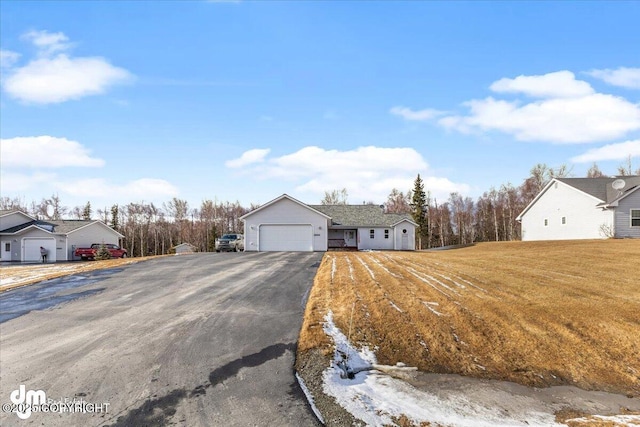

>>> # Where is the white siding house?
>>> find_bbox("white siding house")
[0,210,124,262]
[517,177,640,241]
[241,194,417,251]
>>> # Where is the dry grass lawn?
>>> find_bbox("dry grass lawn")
[298,240,640,398]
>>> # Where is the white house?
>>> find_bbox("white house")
[517,177,640,241]
[0,210,124,262]
[240,194,417,252]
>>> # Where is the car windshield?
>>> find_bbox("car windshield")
[221,234,237,239]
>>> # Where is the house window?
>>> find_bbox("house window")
[384,230,389,239]
[370,229,375,239]
[544,218,548,227]
[632,209,640,227]
[561,216,566,225]
[4,242,9,252]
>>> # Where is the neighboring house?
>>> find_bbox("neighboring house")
[516,176,640,241]
[240,194,416,252]
[173,243,197,255]
[0,210,124,262]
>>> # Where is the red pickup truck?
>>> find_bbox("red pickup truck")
[74,243,128,260]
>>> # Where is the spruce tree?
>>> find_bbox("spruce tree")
[411,174,428,249]
[95,243,112,260]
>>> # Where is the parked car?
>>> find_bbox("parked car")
[74,243,128,260]
[215,234,244,252]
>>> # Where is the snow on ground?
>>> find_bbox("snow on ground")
[321,310,569,427]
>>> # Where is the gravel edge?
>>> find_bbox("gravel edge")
[295,349,363,427]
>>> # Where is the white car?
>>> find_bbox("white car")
[215,234,244,252]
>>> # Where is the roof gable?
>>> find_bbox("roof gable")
[240,194,331,220]
[517,176,640,221]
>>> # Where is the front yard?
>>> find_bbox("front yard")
[297,240,640,426]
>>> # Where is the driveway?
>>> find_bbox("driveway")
[0,252,323,426]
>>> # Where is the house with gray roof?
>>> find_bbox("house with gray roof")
[0,210,124,262]
[240,194,416,251]
[516,176,640,241]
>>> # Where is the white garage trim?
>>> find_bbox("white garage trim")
[258,224,314,252]
[22,237,56,262]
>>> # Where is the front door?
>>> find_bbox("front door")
[344,230,356,247]
[401,229,409,250]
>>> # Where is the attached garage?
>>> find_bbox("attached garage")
[241,195,330,252]
[259,224,313,252]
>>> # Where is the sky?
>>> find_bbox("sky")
[1,1,639,213]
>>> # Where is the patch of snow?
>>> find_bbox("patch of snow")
[423,301,443,316]
[321,310,564,427]
[406,267,453,298]
[356,257,376,280]
[295,372,325,424]
[389,301,403,313]
[368,255,402,278]
[331,256,336,282]
[345,257,355,282]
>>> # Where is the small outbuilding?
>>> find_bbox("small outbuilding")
[240,194,416,252]
[173,243,197,255]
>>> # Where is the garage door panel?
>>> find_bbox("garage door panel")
[259,225,313,252]
[23,238,56,262]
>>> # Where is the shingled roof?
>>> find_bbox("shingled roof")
[1,219,101,234]
[557,176,640,204]
[309,204,415,228]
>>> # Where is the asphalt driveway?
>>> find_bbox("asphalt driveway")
[0,252,323,426]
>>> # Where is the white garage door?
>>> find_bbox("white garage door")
[23,237,56,262]
[259,224,313,252]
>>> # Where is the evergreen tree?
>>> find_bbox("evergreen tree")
[95,243,112,260]
[83,201,92,220]
[411,174,428,249]
[110,204,119,230]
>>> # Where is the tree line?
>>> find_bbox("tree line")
[1,159,637,254]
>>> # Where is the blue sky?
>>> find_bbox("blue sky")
[1,1,639,212]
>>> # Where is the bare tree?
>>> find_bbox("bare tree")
[586,163,606,178]
[384,188,412,214]
[321,188,349,205]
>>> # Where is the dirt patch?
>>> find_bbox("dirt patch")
[297,240,640,425]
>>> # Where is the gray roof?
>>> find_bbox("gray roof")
[309,204,414,228]
[1,219,96,234]
[557,176,640,204]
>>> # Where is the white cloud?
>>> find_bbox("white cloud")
[2,29,133,104]
[1,136,105,168]
[3,54,132,104]
[0,50,20,68]
[587,67,640,89]
[0,171,58,192]
[440,94,640,143]
[56,178,179,200]
[489,71,594,98]
[438,72,640,144]
[225,148,271,168]
[21,30,70,57]
[397,70,640,144]
[390,106,444,121]
[571,139,640,163]
[230,145,468,202]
